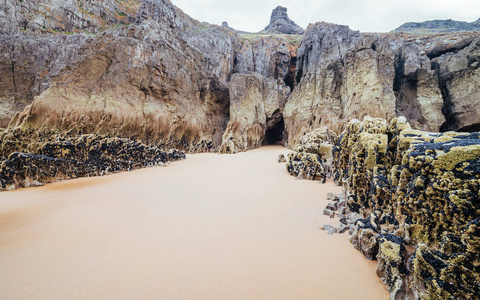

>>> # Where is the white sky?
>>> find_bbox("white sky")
[172,0,480,33]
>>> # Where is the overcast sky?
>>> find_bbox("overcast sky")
[172,0,479,33]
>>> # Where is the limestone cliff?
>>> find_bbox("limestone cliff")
[284,22,480,147]
[0,0,141,35]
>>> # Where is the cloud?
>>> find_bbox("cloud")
[172,0,480,33]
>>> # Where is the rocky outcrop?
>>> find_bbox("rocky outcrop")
[332,116,480,299]
[286,127,337,181]
[0,0,140,35]
[219,73,290,153]
[0,129,185,191]
[395,19,480,33]
[262,6,304,35]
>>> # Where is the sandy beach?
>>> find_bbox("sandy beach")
[0,145,388,299]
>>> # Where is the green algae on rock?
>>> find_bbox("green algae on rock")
[331,116,480,299]
[286,127,337,181]
[0,129,185,191]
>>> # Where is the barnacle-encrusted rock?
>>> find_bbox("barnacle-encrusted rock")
[0,130,185,191]
[286,127,337,181]
[333,116,480,299]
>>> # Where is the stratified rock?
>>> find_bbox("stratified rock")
[0,34,92,127]
[7,0,238,152]
[333,116,480,299]
[0,0,140,35]
[262,6,304,35]
[219,73,290,153]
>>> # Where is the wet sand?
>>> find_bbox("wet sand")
[0,145,388,299]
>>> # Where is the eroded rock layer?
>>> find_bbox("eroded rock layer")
[332,116,480,299]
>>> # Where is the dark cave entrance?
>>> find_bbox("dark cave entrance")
[457,123,480,132]
[264,117,285,145]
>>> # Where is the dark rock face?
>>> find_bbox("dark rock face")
[395,19,480,33]
[0,130,185,191]
[332,117,480,299]
[262,6,304,35]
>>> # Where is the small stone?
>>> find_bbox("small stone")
[277,154,287,163]
[323,208,335,218]
[320,224,336,235]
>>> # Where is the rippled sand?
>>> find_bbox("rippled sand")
[0,145,388,299]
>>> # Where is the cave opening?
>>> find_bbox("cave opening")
[457,123,480,132]
[264,117,285,145]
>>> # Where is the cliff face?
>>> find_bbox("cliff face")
[0,34,92,127]
[284,23,398,146]
[0,0,140,35]
[8,0,238,152]
[284,22,480,147]
[219,73,290,153]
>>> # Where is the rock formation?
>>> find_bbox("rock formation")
[219,73,290,153]
[0,129,185,191]
[0,0,140,35]
[262,6,304,35]
[395,19,480,33]
[331,116,480,299]
[286,128,337,181]
[284,22,480,147]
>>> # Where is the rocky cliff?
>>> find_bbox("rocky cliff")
[0,0,141,35]
[284,22,480,146]
[395,19,480,33]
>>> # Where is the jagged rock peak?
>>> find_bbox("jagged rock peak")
[263,6,304,35]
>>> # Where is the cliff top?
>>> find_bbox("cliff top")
[395,18,480,33]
